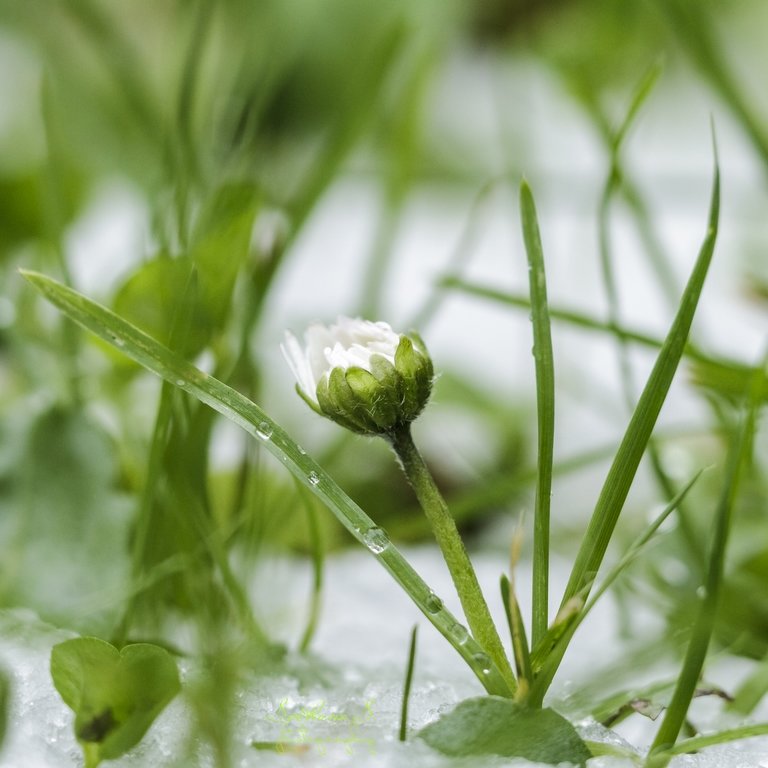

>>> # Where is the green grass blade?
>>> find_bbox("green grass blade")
[661,723,768,756]
[528,469,703,707]
[561,145,719,608]
[729,652,768,715]
[408,179,497,331]
[657,0,768,171]
[520,179,555,648]
[648,386,759,761]
[598,63,662,414]
[500,574,532,692]
[19,269,513,697]
[439,277,742,375]
[399,625,418,741]
[297,483,324,654]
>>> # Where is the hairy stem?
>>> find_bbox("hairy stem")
[388,425,517,694]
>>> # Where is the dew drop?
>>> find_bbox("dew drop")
[175,379,185,387]
[448,622,469,645]
[114,337,126,348]
[424,592,443,614]
[472,652,492,674]
[298,445,307,455]
[308,471,320,486]
[362,526,390,554]
[256,421,273,440]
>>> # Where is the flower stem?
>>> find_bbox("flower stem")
[388,426,517,693]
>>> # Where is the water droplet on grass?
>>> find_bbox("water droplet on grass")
[308,471,320,486]
[472,652,492,674]
[448,622,469,645]
[175,379,185,387]
[363,527,390,554]
[424,592,443,614]
[256,421,273,440]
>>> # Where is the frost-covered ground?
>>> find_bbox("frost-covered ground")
[2,546,767,768]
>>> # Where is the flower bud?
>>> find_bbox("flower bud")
[281,316,433,436]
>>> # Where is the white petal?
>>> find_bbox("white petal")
[281,331,318,402]
[283,316,404,400]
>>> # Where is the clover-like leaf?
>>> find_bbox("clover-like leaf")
[419,696,592,766]
[51,637,181,767]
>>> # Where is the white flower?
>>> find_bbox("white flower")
[281,316,433,436]
[282,317,400,404]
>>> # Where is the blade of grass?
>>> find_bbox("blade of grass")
[528,468,703,707]
[523,142,719,700]
[661,723,768,756]
[647,370,760,763]
[595,63,705,574]
[399,625,418,741]
[729,652,768,715]
[439,277,743,375]
[597,62,661,413]
[520,179,555,649]
[296,482,324,654]
[657,0,768,173]
[562,141,719,607]
[19,268,514,698]
[408,178,498,331]
[500,574,532,694]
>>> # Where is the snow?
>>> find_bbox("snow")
[1,547,767,768]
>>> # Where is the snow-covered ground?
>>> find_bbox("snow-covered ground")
[2,545,767,768]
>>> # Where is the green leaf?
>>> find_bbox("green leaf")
[112,183,258,358]
[7,406,130,633]
[189,182,259,329]
[520,179,555,648]
[51,637,181,765]
[419,697,591,765]
[113,256,203,356]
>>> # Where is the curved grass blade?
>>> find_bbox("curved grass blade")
[520,179,555,648]
[528,468,703,707]
[648,370,761,764]
[561,142,719,608]
[596,63,704,573]
[660,723,768,757]
[399,625,418,741]
[518,142,719,701]
[19,269,513,698]
[500,574,532,693]
[438,278,743,375]
[296,482,324,654]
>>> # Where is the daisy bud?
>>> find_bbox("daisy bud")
[281,316,433,436]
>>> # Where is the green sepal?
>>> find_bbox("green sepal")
[311,332,434,437]
[346,366,399,432]
[369,354,403,427]
[296,385,324,416]
[317,369,370,434]
[395,335,433,421]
